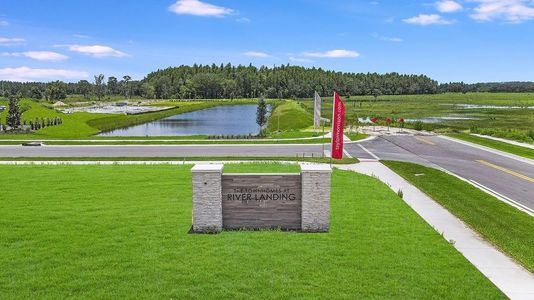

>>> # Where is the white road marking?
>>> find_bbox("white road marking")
[358,144,380,160]
[469,180,534,216]
[438,135,534,166]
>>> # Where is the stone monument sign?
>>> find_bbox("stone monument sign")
[191,164,331,233]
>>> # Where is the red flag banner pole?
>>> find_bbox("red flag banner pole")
[331,91,345,160]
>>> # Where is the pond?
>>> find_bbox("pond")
[98,104,266,137]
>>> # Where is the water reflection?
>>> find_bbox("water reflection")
[98,104,266,137]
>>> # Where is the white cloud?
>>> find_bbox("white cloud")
[243,51,270,58]
[72,34,90,39]
[403,14,456,25]
[1,51,68,61]
[372,34,403,42]
[62,44,129,58]
[0,67,88,82]
[289,56,314,63]
[303,49,360,58]
[236,17,251,23]
[0,37,26,46]
[169,0,234,17]
[436,1,463,13]
[0,20,8,27]
[470,0,534,23]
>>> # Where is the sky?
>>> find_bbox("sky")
[0,0,533,83]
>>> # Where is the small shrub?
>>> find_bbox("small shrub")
[413,121,424,131]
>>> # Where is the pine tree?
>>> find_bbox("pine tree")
[6,95,21,129]
[256,97,268,136]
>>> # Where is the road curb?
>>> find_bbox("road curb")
[438,135,534,166]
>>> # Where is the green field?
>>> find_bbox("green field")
[347,92,534,105]
[301,92,534,140]
[383,161,534,273]
[0,164,503,298]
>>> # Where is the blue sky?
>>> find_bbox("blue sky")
[0,0,533,83]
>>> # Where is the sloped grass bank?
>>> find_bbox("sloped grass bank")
[448,133,534,160]
[267,100,313,132]
[0,164,502,298]
[384,160,534,273]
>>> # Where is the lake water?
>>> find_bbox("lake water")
[98,104,265,137]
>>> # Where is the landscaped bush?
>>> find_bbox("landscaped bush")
[413,121,424,131]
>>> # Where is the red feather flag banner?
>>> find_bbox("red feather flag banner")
[331,91,345,160]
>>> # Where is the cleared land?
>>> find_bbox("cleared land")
[0,164,503,298]
[383,161,534,273]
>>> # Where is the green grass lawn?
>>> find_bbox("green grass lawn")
[0,164,503,298]
[267,130,322,139]
[0,99,108,138]
[267,100,313,132]
[448,133,534,160]
[346,132,368,141]
[383,160,534,273]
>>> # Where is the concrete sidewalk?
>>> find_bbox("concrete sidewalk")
[337,161,534,300]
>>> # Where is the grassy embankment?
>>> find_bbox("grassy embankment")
[0,164,503,298]
[448,133,534,160]
[383,161,534,273]
[267,100,314,133]
[266,100,368,141]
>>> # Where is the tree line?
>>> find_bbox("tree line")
[439,81,534,93]
[1,64,532,101]
[0,75,142,101]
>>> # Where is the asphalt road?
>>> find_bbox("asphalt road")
[347,135,534,212]
[0,144,325,158]
[1,135,532,211]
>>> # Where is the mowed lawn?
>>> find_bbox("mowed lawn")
[383,161,534,273]
[0,165,503,299]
